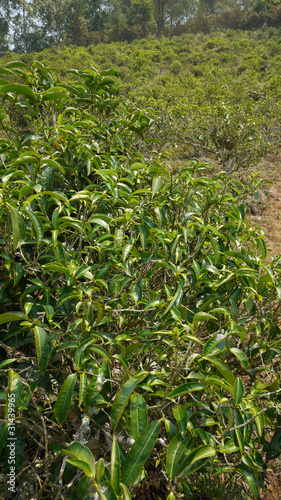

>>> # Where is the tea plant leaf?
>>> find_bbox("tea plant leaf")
[4,370,21,416]
[130,393,148,440]
[34,326,49,375]
[111,435,121,493]
[190,445,216,464]
[238,468,258,500]
[168,382,205,399]
[25,209,44,242]
[63,442,95,477]
[193,311,217,323]
[119,483,131,500]
[70,475,91,500]
[0,312,27,325]
[234,377,244,406]
[173,406,187,438]
[166,433,192,479]
[95,458,105,484]
[66,459,93,477]
[111,377,142,431]
[79,373,88,407]
[230,348,249,370]
[121,420,161,486]
[6,203,25,250]
[152,177,163,198]
[0,83,36,100]
[218,440,239,454]
[54,374,77,424]
[204,356,235,385]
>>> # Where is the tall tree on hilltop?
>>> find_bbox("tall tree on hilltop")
[0,0,37,52]
[63,0,89,45]
[153,0,168,35]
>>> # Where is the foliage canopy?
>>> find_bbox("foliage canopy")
[0,61,281,499]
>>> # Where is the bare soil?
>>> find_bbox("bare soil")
[249,153,281,259]
[253,154,281,499]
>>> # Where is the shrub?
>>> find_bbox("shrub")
[170,60,182,75]
[0,61,281,500]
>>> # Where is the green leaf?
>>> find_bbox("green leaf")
[75,339,98,370]
[119,483,131,500]
[122,244,132,262]
[88,217,110,232]
[0,312,27,325]
[234,377,244,406]
[173,406,187,438]
[89,346,111,363]
[177,446,211,477]
[193,312,217,323]
[63,442,95,477]
[190,445,216,464]
[111,435,121,494]
[34,326,49,375]
[7,203,25,250]
[42,91,66,102]
[204,356,235,386]
[66,459,93,477]
[13,262,23,285]
[144,299,161,310]
[130,393,148,441]
[0,83,36,100]
[208,235,220,264]
[5,370,21,416]
[5,61,28,69]
[250,407,265,437]
[25,209,44,242]
[54,374,77,424]
[162,282,183,316]
[121,420,161,486]
[41,158,65,174]
[168,382,205,399]
[152,177,163,198]
[238,468,259,500]
[0,359,16,369]
[235,428,244,453]
[57,293,81,307]
[70,475,91,500]
[79,373,88,407]
[155,207,165,228]
[166,433,192,479]
[100,69,118,76]
[111,377,142,431]
[230,348,249,370]
[218,439,239,454]
[95,458,105,484]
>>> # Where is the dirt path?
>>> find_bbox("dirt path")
[249,156,281,259]
[250,155,281,500]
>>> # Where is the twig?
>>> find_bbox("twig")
[220,405,280,440]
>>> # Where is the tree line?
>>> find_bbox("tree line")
[1,0,281,54]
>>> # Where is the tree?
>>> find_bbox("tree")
[153,0,168,35]
[166,0,197,30]
[0,0,36,53]
[63,0,90,45]
[0,14,8,55]
[127,0,155,37]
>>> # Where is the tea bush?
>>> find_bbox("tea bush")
[0,61,281,499]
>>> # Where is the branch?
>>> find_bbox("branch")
[220,405,279,440]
